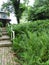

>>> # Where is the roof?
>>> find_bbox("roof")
[0,18,11,21]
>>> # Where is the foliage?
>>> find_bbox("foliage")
[7,19,49,65]
[0,22,2,37]
[34,0,49,7]
[28,0,49,21]
[2,0,27,23]
[28,5,49,21]
[23,0,29,6]
[2,1,13,12]
[0,27,2,37]
[20,7,29,23]
[0,22,3,27]
[6,24,12,37]
[10,0,20,23]
[11,0,28,23]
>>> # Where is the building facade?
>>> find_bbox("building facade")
[0,11,11,27]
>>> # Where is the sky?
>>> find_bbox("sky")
[0,0,34,24]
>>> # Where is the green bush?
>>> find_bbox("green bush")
[28,5,49,21]
[0,27,2,37]
[7,19,49,65]
[0,22,3,27]
[6,24,12,37]
[12,31,49,65]
[0,22,2,37]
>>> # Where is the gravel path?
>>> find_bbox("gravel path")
[0,47,16,65]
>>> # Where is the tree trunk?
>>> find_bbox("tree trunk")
[11,0,20,24]
[17,17,20,24]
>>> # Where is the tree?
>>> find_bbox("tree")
[10,0,20,23]
[23,0,29,6]
[2,0,20,23]
[34,0,45,7]
[11,0,29,23]
[28,0,49,21]
[2,0,27,23]
[2,1,14,16]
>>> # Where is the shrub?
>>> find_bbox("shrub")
[12,31,49,65]
[28,5,49,21]
[0,27,2,37]
[0,22,2,27]
[7,19,49,65]
[6,24,12,37]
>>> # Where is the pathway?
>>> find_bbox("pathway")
[0,27,17,65]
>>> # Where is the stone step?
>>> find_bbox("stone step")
[2,30,7,32]
[2,28,7,32]
[2,32,7,35]
[0,35,10,40]
[2,29,7,32]
[2,27,6,30]
[0,40,12,47]
[2,27,6,29]
[0,27,12,47]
